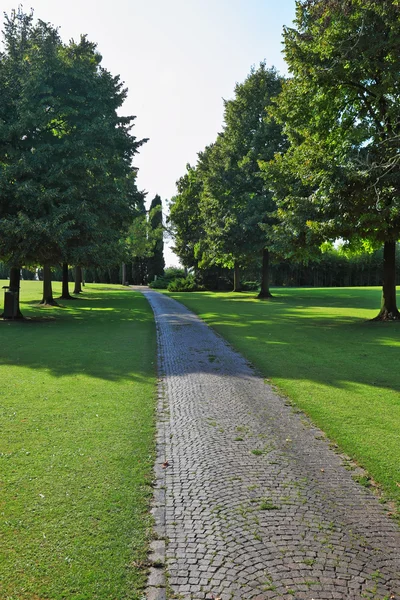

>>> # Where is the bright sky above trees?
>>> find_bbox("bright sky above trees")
[2,0,296,264]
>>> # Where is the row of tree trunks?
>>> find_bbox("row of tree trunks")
[0,265,84,316]
[2,246,398,318]
[41,265,84,305]
[234,243,399,316]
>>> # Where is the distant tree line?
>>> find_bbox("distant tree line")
[125,193,165,285]
[169,0,400,320]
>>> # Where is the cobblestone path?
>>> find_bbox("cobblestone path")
[143,290,400,600]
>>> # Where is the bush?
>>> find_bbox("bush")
[149,267,187,289]
[149,277,169,289]
[167,275,205,292]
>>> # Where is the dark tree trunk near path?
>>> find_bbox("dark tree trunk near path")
[74,266,83,294]
[40,265,59,306]
[1,267,23,319]
[258,248,273,299]
[233,262,242,292]
[373,241,400,321]
[59,263,75,300]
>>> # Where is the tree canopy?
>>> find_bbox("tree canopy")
[0,8,146,310]
[169,63,285,294]
[268,0,400,319]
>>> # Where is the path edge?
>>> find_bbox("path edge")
[143,289,168,600]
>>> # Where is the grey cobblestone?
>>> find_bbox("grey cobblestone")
[141,289,400,600]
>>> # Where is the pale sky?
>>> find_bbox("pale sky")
[1,0,296,265]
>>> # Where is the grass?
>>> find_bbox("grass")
[165,286,400,509]
[259,499,279,511]
[0,281,157,600]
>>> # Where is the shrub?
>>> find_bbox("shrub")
[149,267,187,289]
[149,277,169,289]
[167,275,205,292]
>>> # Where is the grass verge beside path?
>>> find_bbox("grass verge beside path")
[166,287,400,511]
[0,281,156,600]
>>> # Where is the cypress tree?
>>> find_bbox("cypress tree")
[147,195,165,282]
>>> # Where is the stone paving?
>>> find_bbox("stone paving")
[141,289,400,600]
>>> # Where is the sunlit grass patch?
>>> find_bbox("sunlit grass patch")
[0,281,157,599]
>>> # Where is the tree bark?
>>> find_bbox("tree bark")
[233,262,242,292]
[59,263,75,299]
[374,241,400,320]
[1,267,23,319]
[258,248,273,299]
[74,266,82,294]
[122,262,127,285]
[40,264,58,306]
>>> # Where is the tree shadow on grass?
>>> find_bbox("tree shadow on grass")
[0,287,156,383]
[162,288,400,396]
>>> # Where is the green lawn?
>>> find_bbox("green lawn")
[0,281,157,600]
[165,287,400,510]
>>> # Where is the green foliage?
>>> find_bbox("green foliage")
[164,267,186,279]
[148,278,169,289]
[273,0,400,244]
[166,287,400,510]
[125,195,151,284]
[0,8,145,271]
[169,64,286,291]
[167,274,205,292]
[267,0,400,314]
[270,244,400,287]
[0,282,156,598]
[147,195,165,281]
[198,64,284,270]
[169,165,204,268]
[148,267,186,289]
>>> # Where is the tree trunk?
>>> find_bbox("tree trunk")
[258,248,273,299]
[122,262,127,285]
[233,262,242,292]
[374,241,400,321]
[40,265,58,306]
[82,268,85,287]
[74,266,82,294]
[1,266,23,319]
[59,263,75,299]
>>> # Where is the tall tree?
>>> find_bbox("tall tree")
[0,9,145,314]
[270,0,400,319]
[169,164,205,269]
[195,64,285,296]
[124,191,151,284]
[147,195,165,282]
